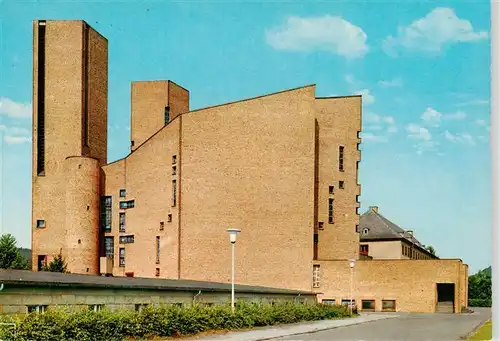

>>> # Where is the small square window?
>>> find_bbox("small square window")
[329,186,334,194]
[119,189,126,198]
[131,140,135,147]
[318,222,324,230]
[167,214,172,222]
[155,268,160,277]
[172,155,177,165]
[36,220,46,229]
[172,166,176,175]
[339,181,344,189]
[160,221,164,231]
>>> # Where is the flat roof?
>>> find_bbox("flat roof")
[0,270,315,295]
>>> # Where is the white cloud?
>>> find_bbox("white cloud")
[443,130,476,145]
[456,99,489,107]
[444,111,467,120]
[406,123,432,141]
[413,140,439,155]
[265,15,369,58]
[4,136,30,144]
[354,89,375,105]
[420,107,442,127]
[0,97,32,118]
[364,112,398,134]
[387,125,398,133]
[360,132,388,143]
[382,8,488,56]
[378,78,403,87]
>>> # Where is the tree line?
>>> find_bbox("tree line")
[0,233,68,272]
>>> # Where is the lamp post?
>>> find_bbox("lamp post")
[349,259,356,315]
[227,228,241,313]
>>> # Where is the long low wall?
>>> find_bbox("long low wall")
[314,259,468,313]
[0,270,317,315]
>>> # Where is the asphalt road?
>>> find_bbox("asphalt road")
[272,308,492,341]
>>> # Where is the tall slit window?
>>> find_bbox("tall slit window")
[119,213,126,232]
[328,198,334,224]
[164,106,170,124]
[338,146,344,171]
[119,248,125,267]
[172,180,177,207]
[82,23,89,147]
[156,236,160,264]
[101,196,112,232]
[104,236,114,262]
[37,21,46,176]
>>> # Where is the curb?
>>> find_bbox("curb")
[458,319,491,341]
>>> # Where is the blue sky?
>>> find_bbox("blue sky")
[0,1,491,273]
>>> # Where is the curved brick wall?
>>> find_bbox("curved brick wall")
[64,156,100,274]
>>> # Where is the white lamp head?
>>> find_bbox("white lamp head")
[349,259,356,268]
[227,228,241,243]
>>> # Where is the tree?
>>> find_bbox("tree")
[42,252,69,273]
[0,233,29,270]
[425,245,436,256]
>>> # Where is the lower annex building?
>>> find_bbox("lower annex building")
[31,20,468,313]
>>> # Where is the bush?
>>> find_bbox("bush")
[469,298,492,307]
[0,301,353,340]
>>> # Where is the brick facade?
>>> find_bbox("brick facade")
[31,20,468,313]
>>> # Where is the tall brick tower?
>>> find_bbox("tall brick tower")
[31,20,108,274]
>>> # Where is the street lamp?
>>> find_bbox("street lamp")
[227,228,241,313]
[349,259,356,315]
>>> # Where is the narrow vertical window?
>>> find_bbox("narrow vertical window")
[119,213,126,232]
[104,236,114,262]
[338,146,344,171]
[329,186,334,194]
[119,248,125,267]
[313,234,318,260]
[312,265,320,288]
[82,22,89,147]
[172,155,177,164]
[156,236,160,264]
[328,198,334,224]
[37,21,46,176]
[164,106,170,124]
[101,196,112,232]
[172,180,177,207]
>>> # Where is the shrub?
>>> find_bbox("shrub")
[0,301,353,341]
[469,298,492,307]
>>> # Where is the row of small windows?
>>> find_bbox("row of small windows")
[321,299,395,312]
[27,303,151,314]
[402,244,432,260]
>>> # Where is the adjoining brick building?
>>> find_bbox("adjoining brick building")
[31,20,468,313]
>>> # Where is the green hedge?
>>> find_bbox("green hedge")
[469,298,492,307]
[0,301,354,341]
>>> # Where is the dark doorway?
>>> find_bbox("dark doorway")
[436,283,455,313]
[37,255,47,271]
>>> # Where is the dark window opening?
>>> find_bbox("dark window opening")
[160,221,164,231]
[119,212,126,232]
[131,140,135,147]
[104,236,114,261]
[36,220,46,229]
[37,22,46,176]
[100,196,112,232]
[328,198,334,224]
[119,248,125,267]
[360,244,369,255]
[119,235,134,244]
[156,236,160,264]
[167,214,172,222]
[155,268,160,277]
[37,255,47,271]
[318,222,324,230]
[120,200,135,209]
[172,155,177,164]
[172,166,176,175]
[339,181,344,189]
[164,106,170,124]
[339,146,344,171]
[329,186,334,194]
[82,22,89,147]
[361,300,375,311]
[313,234,318,260]
[382,300,396,312]
[172,180,177,207]
[119,189,126,198]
